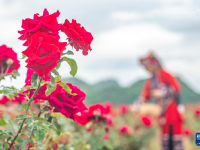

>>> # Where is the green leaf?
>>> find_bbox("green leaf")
[66,50,74,55]
[58,82,76,95]
[62,50,74,56]
[48,73,55,84]
[55,75,61,82]
[22,53,27,59]
[0,74,5,80]
[44,113,50,119]
[18,120,23,125]
[43,121,51,126]
[37,143,45,149]
[41,80,48,86]
[0,130,3,135]
[53,119,61,135]
[31,73,38,87]
[52,69,59,75]
[11,70,20,79]
[34,127,45,143]
[22,103,28,110]
[2,88,13,96]
[16,114,30,120]
[62,57,78,77]
[27,118,34,127]
[18,138,33,149]
[13,144,20,150]
[56,62,61,70]
[4,129,14,137]
[3,143,9,150]
[47,116,53,123]
[12,70,20,76]
[8,95,15,100]
[45,82,56,96]
[6,137,12,142]
[0,118,7,126]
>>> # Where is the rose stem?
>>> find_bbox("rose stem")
[8,77,43,150]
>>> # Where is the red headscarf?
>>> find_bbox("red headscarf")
[140,53,160,67]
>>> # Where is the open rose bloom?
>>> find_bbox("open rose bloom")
[22,31,67,77]
[48,83,87,119]
[18,9,61,45]
[61,19,93,55]
[0,45,20,74]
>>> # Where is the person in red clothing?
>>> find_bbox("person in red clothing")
[134,52,184,150]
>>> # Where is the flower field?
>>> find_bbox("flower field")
[0,101,199,150]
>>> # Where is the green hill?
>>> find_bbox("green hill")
[62,77,200,104]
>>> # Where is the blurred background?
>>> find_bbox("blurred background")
[0,0,200,104]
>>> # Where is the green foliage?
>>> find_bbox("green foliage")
[45,82,57,96]
[62,50,74,56]
[31,73,38,88]
[62,57,77,77]
[0,70,20,80]
[11,71,20,79]
[16,115,30,120]
[58,82,76,96]
[22,53,27,59]
[53,118,61,135]
[0,86,18,99]
[34,126,45,143]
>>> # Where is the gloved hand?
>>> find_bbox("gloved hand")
[132,96,145,112]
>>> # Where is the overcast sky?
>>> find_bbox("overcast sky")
[0,0,200,93]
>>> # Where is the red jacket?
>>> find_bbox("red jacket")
[141,68,181,101]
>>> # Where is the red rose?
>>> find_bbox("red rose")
[88,104,107,116]
[18,8,61,45]
[74,104,112,132]
[141,116,152,127]
[0,94,26,105]
[119,124,129,134]
[103,101,112,114]
[102,134,109,141]
[0,45,20,74]
[120,104,129,114]
[25,143,33,149]
[195,109,200,117]
[74,111,90,125]
[22,31,67,77]
[61,19,93,55]
[182,127,193,136]
[48,83,87,120]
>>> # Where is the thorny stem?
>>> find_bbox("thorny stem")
[27,105,48,150]
[8,77,43,150]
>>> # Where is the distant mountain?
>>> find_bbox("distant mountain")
[62,77,200,104]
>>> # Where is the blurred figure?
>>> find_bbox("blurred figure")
[134,52,184,150]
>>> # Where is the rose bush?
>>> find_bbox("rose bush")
[0,8,94,150]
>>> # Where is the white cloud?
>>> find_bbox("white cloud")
[91,23,183,57]
[111,12,141,21]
